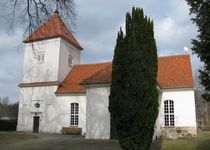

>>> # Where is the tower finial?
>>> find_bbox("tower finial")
[54,0,59,14]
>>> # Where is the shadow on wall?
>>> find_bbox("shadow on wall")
[87,91,110,139]
[18,80,58,132]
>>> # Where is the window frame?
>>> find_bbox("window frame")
[164,100,175,127]
[68,54,73,67]
[36,52,45,63]
[70,102,79,127]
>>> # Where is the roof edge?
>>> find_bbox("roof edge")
[23,35,83,50]
[55,91,86,95]
[161,85,194,89]
[158,54,190,58]
[19,81,61,88]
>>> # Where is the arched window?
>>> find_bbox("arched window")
[164,100,175,126]
[70,103,79,126]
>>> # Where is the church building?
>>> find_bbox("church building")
[17,12,197,139]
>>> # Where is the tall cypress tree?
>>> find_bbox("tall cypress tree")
[185,0,210,101]
[109,7,158,150]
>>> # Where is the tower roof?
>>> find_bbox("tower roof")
[24,13,83,50]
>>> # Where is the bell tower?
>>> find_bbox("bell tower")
[21,12,83,84]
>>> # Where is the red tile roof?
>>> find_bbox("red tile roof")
[157,55,194,89]
[24,13,83,50]
[56,54,194,94]
[82,64,112,84]
[56,62,111,94]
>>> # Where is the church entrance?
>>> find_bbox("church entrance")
[33,116,40,133]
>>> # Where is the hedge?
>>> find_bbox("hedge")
[0,119,17,131]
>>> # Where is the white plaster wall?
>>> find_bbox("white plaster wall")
[159,88,196,127]
[22,38,61,83]
[17,86,66,133]
[86,86,110,139]
[17,85,57,132]
[17,85,86,134]
[56,94,86,134]
[153,89,163,140]
[58,39,81,82]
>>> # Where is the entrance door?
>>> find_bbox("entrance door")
[33,116,40,133]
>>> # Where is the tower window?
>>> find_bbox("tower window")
[37,53,45,63]
[164,100,175,126]
[68,54,73,66]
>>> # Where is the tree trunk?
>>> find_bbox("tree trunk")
[206,101,209,125]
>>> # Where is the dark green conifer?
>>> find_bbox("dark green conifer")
[109,7,158,150]
[185,0,210,101]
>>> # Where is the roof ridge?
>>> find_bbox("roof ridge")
[75,62,112,66]
[158,54,189,58]
[81,63,111,83]
[75,55,189,67]
[55,14,62,35]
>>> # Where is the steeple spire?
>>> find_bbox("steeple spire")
[54,0,59,14]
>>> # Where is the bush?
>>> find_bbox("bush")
[0,119,17,131]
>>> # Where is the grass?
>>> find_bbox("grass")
[151,130,210,150]
[0,132,38,144]
[0,131,210,150]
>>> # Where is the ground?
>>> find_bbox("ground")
[0,131,210,150]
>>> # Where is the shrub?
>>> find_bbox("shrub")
[0,119,17,131]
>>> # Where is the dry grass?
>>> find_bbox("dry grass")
[0,132,37,144]
[0,131,210,150]
[151,131,210,150]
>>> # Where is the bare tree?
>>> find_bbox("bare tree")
[2,96,9,106]
[0,96,9,117]
[194,68,210,127]
[0,0,75,36]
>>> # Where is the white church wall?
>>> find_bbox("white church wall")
[17,85,58,132]
[159,88,196,127]
[17,85,78,133]
[56,94,86,135]
[22,38,61,83]
[159,88,197,136]
[85,85,110,139]
[58,39,81,82]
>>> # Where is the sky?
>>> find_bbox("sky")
[0,0,203,103]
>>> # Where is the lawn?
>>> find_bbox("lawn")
[0,131,210,150]
[0,132,38,144]
[150,131,210,150]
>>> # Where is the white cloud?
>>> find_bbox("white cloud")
[155,17,193,55]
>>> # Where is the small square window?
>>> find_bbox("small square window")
[68,54,73,66]
[37,53,45,63]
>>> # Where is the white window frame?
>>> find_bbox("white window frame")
[164,100,175,126]
[70,103,79,126]
[36,52,45,63]
[68,54,73,67]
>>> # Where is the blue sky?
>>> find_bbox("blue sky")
[0,0,202,103]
